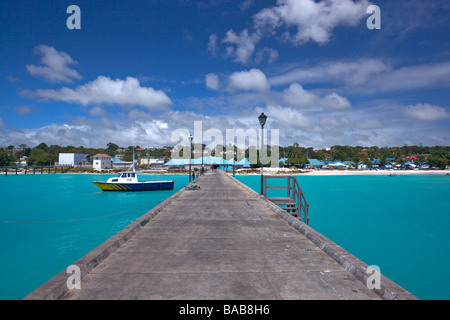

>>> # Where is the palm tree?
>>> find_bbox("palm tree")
[352,155,360,170]
[364,158,373,169]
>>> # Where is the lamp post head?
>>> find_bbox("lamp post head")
[258,112,267,127]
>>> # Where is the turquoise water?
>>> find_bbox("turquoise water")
[1,173,449,300]
[0,173,189,300]
[237,174,450,300]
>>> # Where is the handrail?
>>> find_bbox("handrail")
[264,176,309,225]
[1,165,72,175]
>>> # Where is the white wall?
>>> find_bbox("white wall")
[93,157,111,169]
[59,153,88,166]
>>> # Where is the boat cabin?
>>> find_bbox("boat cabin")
[107,172,138,183]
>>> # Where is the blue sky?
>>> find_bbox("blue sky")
[1,0,449,149]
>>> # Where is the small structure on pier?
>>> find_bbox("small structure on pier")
[264,176,309,225]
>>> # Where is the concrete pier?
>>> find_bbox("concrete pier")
[25,170,417,300]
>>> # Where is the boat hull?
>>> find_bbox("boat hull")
[93,181,174,191]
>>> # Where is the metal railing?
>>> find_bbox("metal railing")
[264,176,309,225]
[1,165,72,175]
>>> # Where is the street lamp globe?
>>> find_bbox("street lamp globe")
[258,113,268,195]
[258,112,267,127]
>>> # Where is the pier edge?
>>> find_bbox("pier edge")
[23,178,193,300]
[224,173,419,300]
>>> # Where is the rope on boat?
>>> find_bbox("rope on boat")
[0,203,157,224]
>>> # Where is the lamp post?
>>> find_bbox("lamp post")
[189,135,193,182]
[233,149,236,177]
[258,112,267,195]
[201,143,204,175]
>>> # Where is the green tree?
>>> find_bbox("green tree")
[0,149,14,166]
[35,142,49,152]
[122,146,141,161]
[363,158,373,169]
[27,148,53,166]
[107,142,119,151]
[17,147,31,158]
[428,155,448,169]
[351,155,360,169]
[288,156,308,167]
[315,149,329,161]
[418,155,426,164]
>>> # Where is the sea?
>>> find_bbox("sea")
[237,173,450,300]
[0,172,449,300]
[0,173,189,300]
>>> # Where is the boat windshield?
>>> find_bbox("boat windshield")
[119,173,136,178]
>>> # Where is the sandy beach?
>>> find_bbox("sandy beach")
[236,168,450,176]
[3,167,449,176]
[300,170,449,176]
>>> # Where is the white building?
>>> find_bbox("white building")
[140,158,165,168]
[112,158,134,170]
[92,154,112,170]
[58,153,89,166]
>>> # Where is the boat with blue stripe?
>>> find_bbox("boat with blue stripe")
[93,146,174,192]
[93,171,174,191]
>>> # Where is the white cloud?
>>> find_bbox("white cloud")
[254,47,279,64]
[22,76,172,111]
[6,75,18,83]
[207,34,219,57]
[222,29,261,64]
[270,59,450,96]
[228,68,270,92]
[367,62,450,93]
[263,105,315,129]
[270,59,391,87]
[13,105,33,116]
[282,83,351,109]
[205,73,220,91]
[87,106,106,117]
[322,93,352,109]
[239,0,254,11]
[354,119,383,130]
[254,0,370,45]
[26,45,82,83]
[213,0,370,63]
[128,109,153,121]
[0,117,4,129]
[402,104,450,121]
[1,100,449,150]
[282,83,318,106]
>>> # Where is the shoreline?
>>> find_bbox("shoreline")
[3,169,448,176]
[234,168,450,176]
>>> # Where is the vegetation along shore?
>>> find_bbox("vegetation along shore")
[1,142,449,172]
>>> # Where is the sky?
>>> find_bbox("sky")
[1,0,449,149]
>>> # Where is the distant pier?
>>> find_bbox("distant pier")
[25,170,417,300]
[1,166,71,176]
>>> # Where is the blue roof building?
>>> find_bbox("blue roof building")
[164,156,250,168]
[308,159,324,167]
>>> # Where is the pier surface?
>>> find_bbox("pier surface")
[25,170,416,300]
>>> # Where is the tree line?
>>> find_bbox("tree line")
[1,142,449,169]
[278,144,450,169]
[0,142,173,167]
